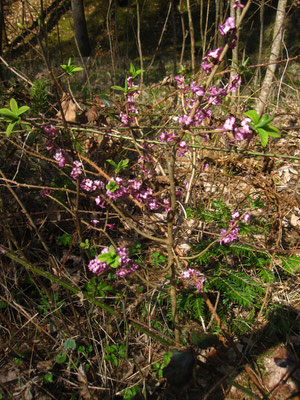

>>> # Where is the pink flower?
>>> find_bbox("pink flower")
[81,179,98,192]
[228,74,241,92]
[53,148,67,167]
[190,81,205,97]
[91,219,100,226]
[178,115,192,126]
[95,196,106,208]
[40,188,54,197]
[231,211,240,220]
[233,0,244,9]
[242,213,251,223]
[223,116,236,131]
[219,17,236,36]
[177,141,189,157]
[219,221,239,244]
[42,124,57,137]
[70,160,82,179]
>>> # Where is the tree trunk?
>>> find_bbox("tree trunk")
[255,0,287,116]
[71,0,91,57]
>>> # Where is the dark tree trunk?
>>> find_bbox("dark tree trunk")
[71,0,91,57]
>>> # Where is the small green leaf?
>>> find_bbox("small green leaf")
[111,85,126,92]
[0,108,19,121]
[244,110,259,125]
[115,158,129,174]
[17,23,24,29]
[106,159,117,168]
[257,128,269,147]
[56,352,67,364]
[6,122,17,137]
[44,373,53,383]
[17,105,30,116]
[10,98,18,113]
[72,67,84,72]
[64,338,76,350]
[255,115,274,129]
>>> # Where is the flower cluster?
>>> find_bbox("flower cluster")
[53,148,68,167]
[88,247,138,277]
[222,116,253,141]
[120,76,139,126]
[201,47,223,75]
[181,268,206,292]
[219,211,250,244]
[70,160,82,179]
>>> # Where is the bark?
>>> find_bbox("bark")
[71,0,91,57]
[186,0,195,74]
[256,0,287,116]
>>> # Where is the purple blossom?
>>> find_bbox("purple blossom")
[45,140,55,153]
[174,75,186,90]
[233,0,244,9]
[88,257,108,274]
[40,188,54,197]
[148,198,159,210]
[120,111,133,126]
[181,268,199,279]
[178,114,193,126]
[242,213,251,223]
[223,116,236,131]
[91,219,100,226]
[80,179,98,192]
[190,81,205,97]
[201,61,214,75]
[88,247,139,277]
[231,211,240,220]
[201,48,223,74]
[177,141,189,157]
[219,17,236,36]
[106,177,128,200]
[219,221,239,244]
[159,131,176,143]
[107,223,115,230]
[228,74,241,92]
[53,148,67,167]
[42,124,57,137]
[70,160,82,179]
[95,195,106,208]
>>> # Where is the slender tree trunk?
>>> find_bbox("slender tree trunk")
[256,0,287,116]
[186,0,195,74]
[179,0,186,66]
[254,0,265,87]
[71,0,91,57]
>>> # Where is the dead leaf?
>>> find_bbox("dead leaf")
[57,93,77,122]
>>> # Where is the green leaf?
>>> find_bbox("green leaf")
[6,122,17,137]
[262,126,281,137]
[244,110,259,125]
[72,67,84,72]
[64,338,76,350]
[106,159,117,168]
[56,352,67,364]
[257,128,269,147]
[98,253,113,262]
[10,98,18,113]
[115,158,129,174]
[17,23,24,29]
[0,108,19,121]
[111,85,126,92]
[255,115,274,129]
[17,105,30,116]
[44,372,53,383]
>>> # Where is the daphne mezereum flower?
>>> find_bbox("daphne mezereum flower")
[53,148,67,167]
[233,0,244,9]
[219,17,235,36]
[70,160,82,179]
[42,124,57,137]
